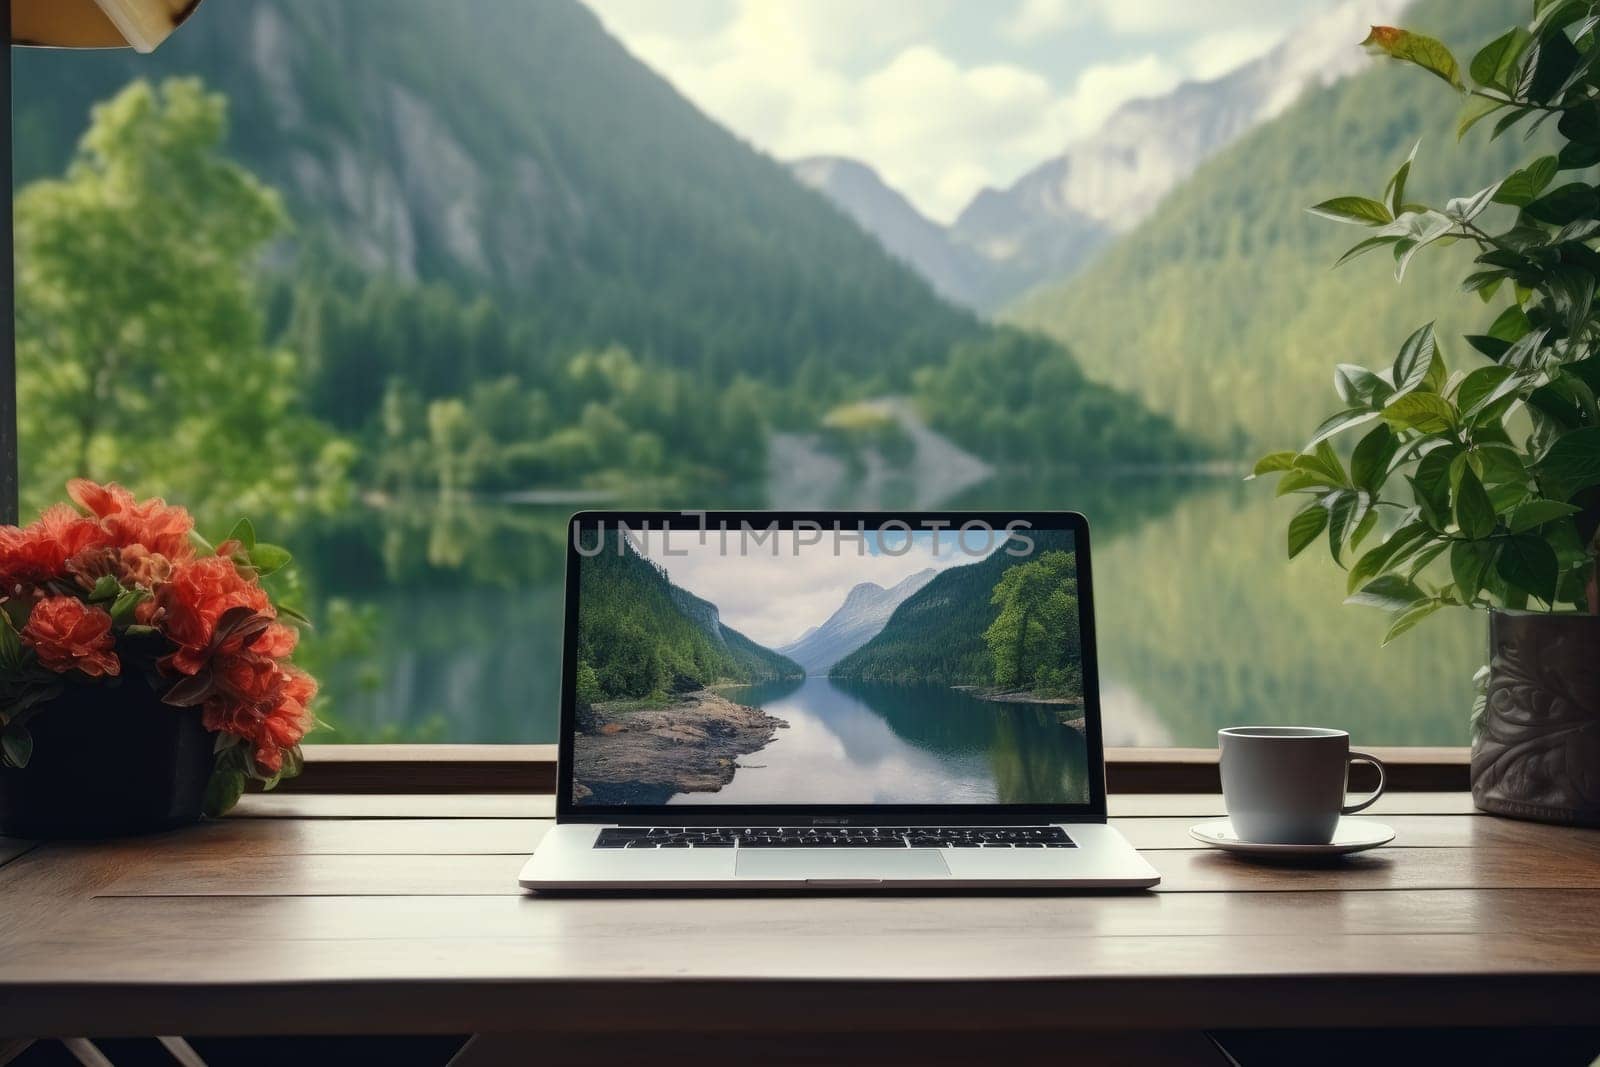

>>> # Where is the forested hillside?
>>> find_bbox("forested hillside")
[575,533,801,702]
[12,0,1198,502]
[831,530,1075,686]
[1004,0,1540,453]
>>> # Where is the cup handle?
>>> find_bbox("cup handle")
[1342,751,1386,814]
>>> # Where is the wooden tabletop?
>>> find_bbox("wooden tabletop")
[3,792,1599,1042]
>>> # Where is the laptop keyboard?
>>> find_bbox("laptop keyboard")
[593,826,1075,849]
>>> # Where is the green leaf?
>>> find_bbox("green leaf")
[1383,391,1458,433]
[1445,181,1503,223]
[1470,26,1531,90]
[87,574,121,603]
[202,767,247,818]
[1493,156,1559,206]
[1412,446,1459,528]
[1487,304,1533,345]
[1383,598,1446,645]
[1293,440,1348,487]
[225,517,257,551]
[1326,490,1361,562]
[1362,26,1464,90]
[1275,469,1332,497]
[1350,508,1379,552]
[1458,94,1504,139]
[1496,534,1560,604]
[1390,323,1437,395]
[1334,364,1392,408]
[1346,522,1431,595]
[1452,466,1497,539]
[1347,573,1427,611]
[0,614,21,672]
[1385,140,1420,217]
[1456,365,1514,416]
[1451,540,1496,603]
[188,528,217,557]
[1491,106,1534,140]
[1386,212,1457,281]
[276,603,314,629]
[1538,427,1600,500]
[1507,498,1582,532]
[1308,196,1393,225]
[1288,502,1329,559]
[247,543,293,576]
[1522,22,1582,102]
[1248,451,1297,479]
[1307,408,1382,449]
[109,587,150,624]
[2,724,33,769]
[1334,235,1402,267]
[1350,424,1400,491]
[1524,182,1598,225]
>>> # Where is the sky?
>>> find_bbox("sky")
[583,0,1323,223]
[630,525,1012,648]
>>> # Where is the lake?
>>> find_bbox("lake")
[665,677,1090,806]
[295,474,1485,748]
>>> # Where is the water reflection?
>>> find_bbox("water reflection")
[292,474,1484,746]
[668,677,1089,806]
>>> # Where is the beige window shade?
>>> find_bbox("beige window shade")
[12,0,202,53]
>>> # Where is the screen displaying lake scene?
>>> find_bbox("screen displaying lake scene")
[569,522,1090,806]
[11,1,1511,749]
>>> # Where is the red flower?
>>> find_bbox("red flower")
[21,596,120,677]
[67,479,195,561]
[202,658,316,775]
[156,556,273,675]
[251,623,299,659]
[0,504,108,589]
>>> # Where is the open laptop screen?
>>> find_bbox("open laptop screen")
[558,512,1106,818]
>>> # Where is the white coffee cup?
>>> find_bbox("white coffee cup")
[1217,726,1386,845]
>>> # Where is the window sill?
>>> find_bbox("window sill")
[280,744,1470,795]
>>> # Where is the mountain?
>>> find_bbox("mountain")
[11,0,1205,481]
[787,157,998,309]
[1003,0,1540,452]
[793,0,1409,311]
[669,585,804,683]
[577,533,801,700]
[10,0,983,396]
[831,531,1073,684]
[778,568,937,675]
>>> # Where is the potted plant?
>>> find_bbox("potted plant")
[1256,6,1600,826]
[0,480,319,836]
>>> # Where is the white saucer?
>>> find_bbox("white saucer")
[1188,817,1394,857]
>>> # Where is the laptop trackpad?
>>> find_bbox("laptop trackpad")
[736,850,951,881]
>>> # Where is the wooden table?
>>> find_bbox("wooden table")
[3,792,1600,1061]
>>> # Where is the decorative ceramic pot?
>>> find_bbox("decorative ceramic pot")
[1471,610,1600,826]
[0,673,214,838]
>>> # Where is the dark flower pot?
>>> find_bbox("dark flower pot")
[1471,610,1600,827]
[0,672,216,838]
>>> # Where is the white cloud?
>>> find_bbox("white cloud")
[1090,0,1291,34]
[1058,54,1183,140]
[583,0,1303,222]
[1002,0,1079,42]
[632,528,981,648]
[1183,27,1283,81]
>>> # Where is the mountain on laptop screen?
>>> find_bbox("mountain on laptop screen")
[571,522,1089,807]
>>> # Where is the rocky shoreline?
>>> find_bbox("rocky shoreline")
[573,689,787,805]
[950,685,1085,729]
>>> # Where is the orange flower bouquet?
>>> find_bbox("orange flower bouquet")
[0,481,318,835]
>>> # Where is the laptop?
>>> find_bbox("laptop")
[520,510,1160,891]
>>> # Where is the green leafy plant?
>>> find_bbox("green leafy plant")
[1255,3,1600,644]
